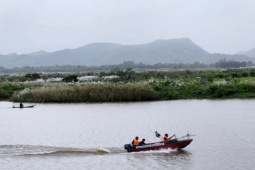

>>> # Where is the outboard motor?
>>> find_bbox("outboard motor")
[124,144,131,150]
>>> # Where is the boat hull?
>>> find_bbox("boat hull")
[125,139,193,152]
[13,105,35,108]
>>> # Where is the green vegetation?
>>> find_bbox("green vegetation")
[1,68,255,102]
[62,75,78,82]
[152,80,255,99]
[0,83,26,99]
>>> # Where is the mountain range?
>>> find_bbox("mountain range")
[0,38,254,68]
[236,48,255,58]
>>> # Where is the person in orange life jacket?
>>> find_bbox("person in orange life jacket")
[163,134,170,142]
[132,136,140,146]
[139,139,146,145]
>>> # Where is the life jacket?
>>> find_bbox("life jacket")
[133,139,139,146]
[163,136,169,142]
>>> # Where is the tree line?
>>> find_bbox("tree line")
[0,59,254,74]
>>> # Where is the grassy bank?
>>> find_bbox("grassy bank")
[1,68,255,102]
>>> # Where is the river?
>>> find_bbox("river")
[0,99,254,170]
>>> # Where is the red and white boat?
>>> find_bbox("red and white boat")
[124,133,194,153]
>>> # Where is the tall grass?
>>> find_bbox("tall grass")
[11,84,159,102]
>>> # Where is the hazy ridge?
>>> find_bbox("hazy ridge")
[237,48,255,58]
[1,38,254,68]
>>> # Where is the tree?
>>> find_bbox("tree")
[25,73,41,80]
[62,75,78,82]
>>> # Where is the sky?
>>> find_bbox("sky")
[0,0,255,55]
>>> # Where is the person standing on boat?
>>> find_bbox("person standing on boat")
[139,139,146,145]
[20,102,24,108]
[132,136,140,146]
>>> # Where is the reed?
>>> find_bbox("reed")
[11,83,159,102]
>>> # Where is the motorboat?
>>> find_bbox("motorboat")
[124,132,194,153]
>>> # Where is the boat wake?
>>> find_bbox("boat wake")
[0,144,190,158]
[0,145,122,157]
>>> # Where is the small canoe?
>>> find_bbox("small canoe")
[13,105,35,108]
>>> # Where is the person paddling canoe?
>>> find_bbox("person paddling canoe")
[19,102,24,108]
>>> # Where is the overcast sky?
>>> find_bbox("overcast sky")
[0,0,255,55]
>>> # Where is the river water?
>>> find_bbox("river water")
[0,99,254,170]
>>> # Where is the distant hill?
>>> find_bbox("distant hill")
[0,38,254,68]
[236,48,255,58]
[27,50,48,56]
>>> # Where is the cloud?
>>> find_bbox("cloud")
[0,0,255,54]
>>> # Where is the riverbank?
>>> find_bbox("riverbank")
[1,68,255,102]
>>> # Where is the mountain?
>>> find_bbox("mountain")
[27,50,48,56]
[236,48,255,58]
[0,38,254,68]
